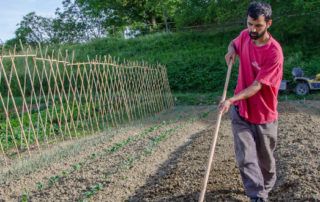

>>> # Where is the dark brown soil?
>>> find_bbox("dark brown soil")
[0,102,319,202]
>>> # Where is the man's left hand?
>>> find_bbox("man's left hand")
[218,99,232,114]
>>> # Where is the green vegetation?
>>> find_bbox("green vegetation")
[55,30,320,96]
[1,1,319,159]
[105,123,165,154]
[20,191,29,202]
[82,183,104,200]
[72,163,82,171]
[3,1,320,102]
[48,175,61,187]
[36,182,44,191]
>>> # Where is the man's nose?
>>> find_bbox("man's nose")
[251,27,257,32]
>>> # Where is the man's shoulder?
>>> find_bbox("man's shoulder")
[239,29,249,38]
[269,36,283,53]
[266,37,283,61]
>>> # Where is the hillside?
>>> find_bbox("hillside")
[59,28,320,94]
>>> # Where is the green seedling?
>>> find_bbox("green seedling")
[20,190,29,202]
[61,170,69,176]
[83,183,104,199]
[121,175,129,180]
[48,175,60,187]
[90,153,97,159]
[106,136,134,153]
[122,155,136,169]
[36,182,44,191]
[72,163,82,171]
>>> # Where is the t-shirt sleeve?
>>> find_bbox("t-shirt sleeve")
[233,34,241,55]
[255,51,283,87]
[232,29,247,55]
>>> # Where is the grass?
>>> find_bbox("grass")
[50,30,320,94]
[0,95,164,154]
[173,91,320,106]
[279,91,320,101]
[173,91,232,105]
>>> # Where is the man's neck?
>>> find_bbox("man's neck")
[253,33,270,46]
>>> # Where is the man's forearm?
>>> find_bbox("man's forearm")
[228,80,262,104]
[228,41,235,53]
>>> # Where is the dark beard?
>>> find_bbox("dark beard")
[249,28,267,40]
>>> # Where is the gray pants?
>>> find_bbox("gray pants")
[230,106,278,199]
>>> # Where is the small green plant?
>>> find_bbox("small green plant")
[105,124,164,154]
[72,163,82,171]
[61,170,69,176]
[121,175,129,180]
[106,136,136,153]
[90,153,97,159]
[36,182,44,191]
[143,127,178,155]
[20,190,29,202]
[82,183,104,199]
[122,155,136,169]
[48,175,60,187]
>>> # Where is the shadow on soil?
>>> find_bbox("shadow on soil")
[128,126,245,201]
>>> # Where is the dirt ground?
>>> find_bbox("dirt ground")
[0,101,319,201]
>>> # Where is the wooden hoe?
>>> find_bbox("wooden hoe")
[198,61,233,202]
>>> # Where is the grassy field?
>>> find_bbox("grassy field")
[173,91,320,106]
[53,30,320,94]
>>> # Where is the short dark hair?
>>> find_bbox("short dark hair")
[247,1,272,21]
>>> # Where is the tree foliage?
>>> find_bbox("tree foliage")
[5,0,107,45]
[4,0,320,47]
[14,12,54,44]
[52,0,106,43]
[75,0,180,33]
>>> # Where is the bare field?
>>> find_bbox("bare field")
[0,101,319,201]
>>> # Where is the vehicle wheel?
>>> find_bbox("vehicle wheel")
[295,82,309,96]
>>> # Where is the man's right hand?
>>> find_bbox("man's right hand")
[225,41,236,66]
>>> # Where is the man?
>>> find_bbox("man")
[219,1,283,202]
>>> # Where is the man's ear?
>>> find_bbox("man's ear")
[267,19,272,28]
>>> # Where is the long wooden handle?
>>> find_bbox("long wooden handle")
[198,61,233,202]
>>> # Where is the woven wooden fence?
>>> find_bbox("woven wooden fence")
[0,46,173,165]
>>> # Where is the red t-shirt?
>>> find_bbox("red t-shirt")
[233,29,283,124]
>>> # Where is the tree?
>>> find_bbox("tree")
[52,0,107,43]
[14,12,54,44]
[174,0,211,27]
[75,0,180,33]
[5,0,107,46]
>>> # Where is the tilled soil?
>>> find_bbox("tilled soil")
[130,101,320,201]
[0,101,319,201]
